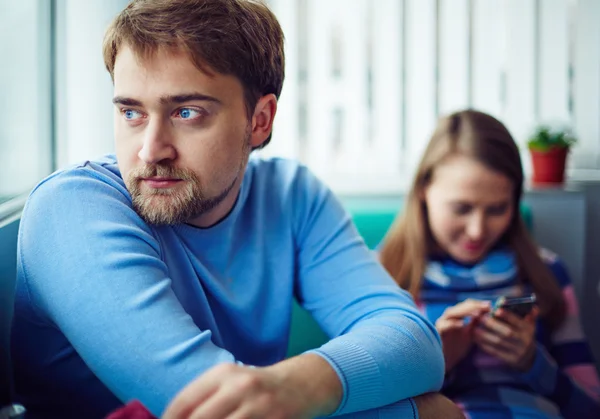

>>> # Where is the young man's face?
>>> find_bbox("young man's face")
[112,45,260,226]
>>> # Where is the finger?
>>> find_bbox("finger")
[494,309,530,330]
[436,318,466,332]
[188,388,241,419]
[477,341,514,364]
[163,364,237,419]
[469,311,489,326]
[480,315,518,340]
[446,299,491,317]
[225,410,262,419]
[474,327,519,352]
[524,306,540,324]
[443,300,491,320]
[224,394,273,419]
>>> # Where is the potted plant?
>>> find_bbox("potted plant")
[527,125,577,184]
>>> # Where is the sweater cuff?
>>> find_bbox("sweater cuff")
[307,340,384,416]
[518,344,559,395]
[314,398,418,419]
[378,398,418,419]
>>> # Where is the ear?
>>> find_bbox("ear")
[249,94,278,149]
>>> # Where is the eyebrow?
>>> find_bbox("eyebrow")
[449,200,510,207]
[112,93,222,107]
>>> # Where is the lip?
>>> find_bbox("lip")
[463,242,484,252]
[141,178,183,188]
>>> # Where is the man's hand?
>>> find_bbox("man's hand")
[435,299,490,372]
[474,306,539,371]
[414,393,465,419]
[162,354,342,419]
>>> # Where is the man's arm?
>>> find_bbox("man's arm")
[17,169,239,416]
[289,166,445,415]
[264,358,464,419]
[163,355,464,419]
[414,393,465,419]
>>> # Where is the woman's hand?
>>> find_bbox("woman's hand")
[435,299,491,372]
[474,307,539,371]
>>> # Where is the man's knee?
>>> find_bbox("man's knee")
[413,392,465,419]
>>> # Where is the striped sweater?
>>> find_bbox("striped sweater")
[418,248,600,419]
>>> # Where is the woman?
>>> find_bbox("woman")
[379,109,600,418]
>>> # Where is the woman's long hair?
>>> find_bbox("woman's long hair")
[379,109,566,329]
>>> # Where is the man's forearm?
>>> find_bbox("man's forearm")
[267,357,465,419]
[329,393,463,418]
[414,393,465,419]
[265,353,343,417]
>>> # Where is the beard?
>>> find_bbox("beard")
[126,134,250,226]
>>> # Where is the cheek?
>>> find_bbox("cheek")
[427,206,462,242]
[114,129,138,182]
[186,119,247,161]
[179,135,233,182]
[114,134,131,159]
[179,126,248,189]
[115,154,134,185]
[114,120,138,158]
[488,214,513,239]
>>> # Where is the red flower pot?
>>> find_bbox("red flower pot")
[529,147,569,184]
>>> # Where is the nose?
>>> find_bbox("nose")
[138,119,176,164]
[466,213,485,241]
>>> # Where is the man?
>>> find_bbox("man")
[11,1,452,418]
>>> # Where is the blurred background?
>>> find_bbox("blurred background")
[2,0,600,200]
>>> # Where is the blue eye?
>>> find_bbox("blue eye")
[123,109,142,120]
[177,108,200,119]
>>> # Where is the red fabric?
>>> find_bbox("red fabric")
[105,400,158,419]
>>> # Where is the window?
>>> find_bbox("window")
[264,0,600,194]
[2,0,599,207]
[0,0,53,216]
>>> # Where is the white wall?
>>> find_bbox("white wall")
[54,0,128,168]
[0,0,52,196]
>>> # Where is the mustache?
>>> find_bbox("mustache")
[129,164,196,181]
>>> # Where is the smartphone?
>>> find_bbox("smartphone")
[492,294,536,318]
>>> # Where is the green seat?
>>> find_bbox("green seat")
[286,199,533,357]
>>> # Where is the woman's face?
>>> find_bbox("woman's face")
[423,154,515,264]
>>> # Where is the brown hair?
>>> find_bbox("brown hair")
[102,0,285,149]
[379,109,566,329]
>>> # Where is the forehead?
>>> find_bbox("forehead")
[112,45,243,103]
[429,154,513,201]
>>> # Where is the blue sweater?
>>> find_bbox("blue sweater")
[12,155,443,418]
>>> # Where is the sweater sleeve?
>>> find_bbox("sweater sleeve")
[519,253,600,419]
[291,167,444,416]
[17,168,238,417]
